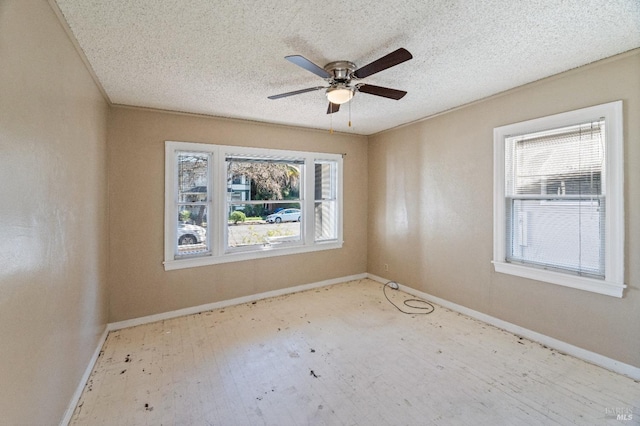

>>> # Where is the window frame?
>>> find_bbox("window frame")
[492,101,625,297]
[164,141,343,271]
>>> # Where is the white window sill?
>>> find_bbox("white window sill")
[492,261,626,298]
[164,240,343,271]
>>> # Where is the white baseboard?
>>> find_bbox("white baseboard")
[108,273,368,331]
[60,327,109,426]
[367,273,640,381]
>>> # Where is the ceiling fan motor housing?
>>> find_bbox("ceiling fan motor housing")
[324,61,357,83]
[324,61,357,104]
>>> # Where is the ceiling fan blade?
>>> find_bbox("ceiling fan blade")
[268,86,325,100]
[285,55,332,79]
[353,48,413,79]
[357,84,407,100]
[327,102,340,114]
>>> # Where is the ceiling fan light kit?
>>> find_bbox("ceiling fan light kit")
[268,48,413,116]
[326,85,354,104]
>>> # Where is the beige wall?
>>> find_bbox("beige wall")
[368,50,640,368]
[0,0,110,424]
[108,107,368,322]
[2,1,637,422]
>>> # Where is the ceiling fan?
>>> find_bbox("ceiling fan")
[268,48,413,114]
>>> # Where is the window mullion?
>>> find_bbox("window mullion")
[304,158,316,245]
[214,148,227,256]
[169,147,180,260]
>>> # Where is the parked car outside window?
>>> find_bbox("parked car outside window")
[178,223,207,245]
[265,209,301,223]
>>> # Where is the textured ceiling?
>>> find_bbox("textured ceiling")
[53,0,640,135]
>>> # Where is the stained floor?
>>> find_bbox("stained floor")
[71,279,640,425]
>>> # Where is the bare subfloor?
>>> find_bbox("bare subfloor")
[71,279,639,425]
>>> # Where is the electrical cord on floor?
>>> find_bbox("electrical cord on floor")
[383,281,435,315]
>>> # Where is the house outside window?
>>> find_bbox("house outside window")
[164,142,343,270]
[229,175,251,204]
[493,101,625,297]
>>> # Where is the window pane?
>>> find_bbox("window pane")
[506,198,605,277]
[178,153,208,202]
[176,151,210,257]
[226,156,303,250]
[315,161,337,241]
[506,121,604,197]
[177,205,208,255]
[227,202,301,248]
[315,162,335,200]
[315,201,336,241]
[227,159,301,201]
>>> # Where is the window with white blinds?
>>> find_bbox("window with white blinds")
[505,120,605,277]
[493,101,625,297]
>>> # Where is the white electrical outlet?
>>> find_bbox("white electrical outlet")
[383,263,389,271]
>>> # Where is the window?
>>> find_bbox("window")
[174,152,211,257]
[164,142,343,270]
[493,101,625,297]
[315,161,338,241]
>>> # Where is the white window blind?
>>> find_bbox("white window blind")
[505,120,605,278]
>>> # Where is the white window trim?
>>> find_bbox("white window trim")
[492,101,625,297]
[164,141,343,271]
